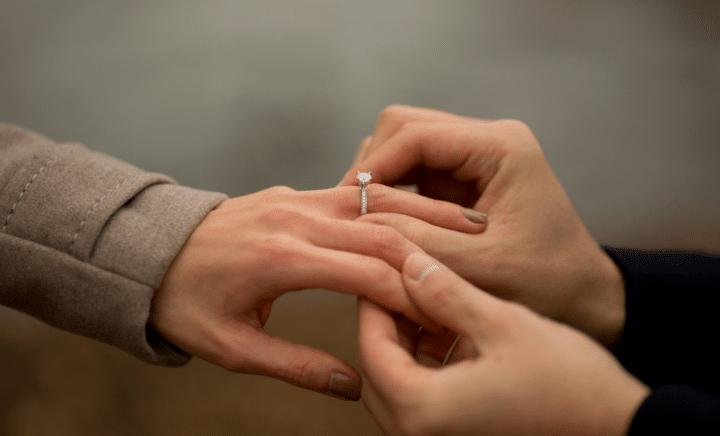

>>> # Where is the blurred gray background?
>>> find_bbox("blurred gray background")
[1,1,719,435]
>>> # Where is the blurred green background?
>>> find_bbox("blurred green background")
[1,1,719,435]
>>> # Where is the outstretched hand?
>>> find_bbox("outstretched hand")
[341,105,625,347]
[358,252,649,435]
[149,185,483,400]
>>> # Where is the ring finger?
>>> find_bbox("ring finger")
[309,185,487,234]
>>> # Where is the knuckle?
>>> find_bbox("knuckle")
[252,234,301,266]
[365,184,395,213]
[369,224,408,256]
[366,258,397,286]
[494,118,531,134]
[378,104,412,123]
[354,213,388,227]
[395,119,424,139]
[265,185,296,198]
[364,182,385,198]
[281,355,317,386]
[373,222,403,242]
[492,119,542,155]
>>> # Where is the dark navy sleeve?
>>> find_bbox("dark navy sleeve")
[628,384,720,435]
[603,248,720,434]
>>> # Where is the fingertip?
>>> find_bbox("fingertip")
[360,135,373,148]
[462,208,487,226]
[401,252,491,341]
[403,252,446,285]
[238,331,361,401]
[367,184,485,234]
[328,372,362,401]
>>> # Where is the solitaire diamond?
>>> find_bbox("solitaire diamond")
[356,172,372,184]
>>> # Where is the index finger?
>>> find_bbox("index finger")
[369,105,477,151]
[339,121,505,189]
[342,105,489,185]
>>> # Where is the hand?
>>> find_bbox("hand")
[149,185,483,400]
[340,105,625,347]
[358,252,650,436]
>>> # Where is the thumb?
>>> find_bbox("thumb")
[227,328,362,401]
[402,252,504,343]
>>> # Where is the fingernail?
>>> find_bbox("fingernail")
[405,252,444,283]
[462,208,487,224]
[328,372,361,401]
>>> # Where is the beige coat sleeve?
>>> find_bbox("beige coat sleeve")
[0,123,228,366]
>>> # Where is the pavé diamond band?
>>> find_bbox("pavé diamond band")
[356,171,372,215]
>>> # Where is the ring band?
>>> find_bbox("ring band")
[356,171,372,215]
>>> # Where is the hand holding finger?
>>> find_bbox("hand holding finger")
[318,184,486,233]
[343,106,628,348]
[358,251,650,435]
[402,252,504,343]
[151,184,482,403]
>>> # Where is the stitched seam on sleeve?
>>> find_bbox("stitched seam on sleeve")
[70,174,139,251]
[2,152,64,233]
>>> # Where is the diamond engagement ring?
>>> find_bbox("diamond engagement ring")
[357,171,372,215]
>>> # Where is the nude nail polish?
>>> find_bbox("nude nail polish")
[462,208,487,224]
[328,372,361,401]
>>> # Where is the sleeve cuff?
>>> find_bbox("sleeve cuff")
[1,124,228,365]
[629,384,720,435]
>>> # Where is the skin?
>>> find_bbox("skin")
[149,184,484,401]
[358,252,650,436]
[340,105,626,348]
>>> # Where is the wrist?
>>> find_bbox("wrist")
[597,255,627,349]
[569,247,627,348]
[601,381,651,436]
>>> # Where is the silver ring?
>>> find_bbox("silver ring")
[356,171,372,215]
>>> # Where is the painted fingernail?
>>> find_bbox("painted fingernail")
[462,208,487,224]
[328,372,361,401]
[405,252,444,283]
